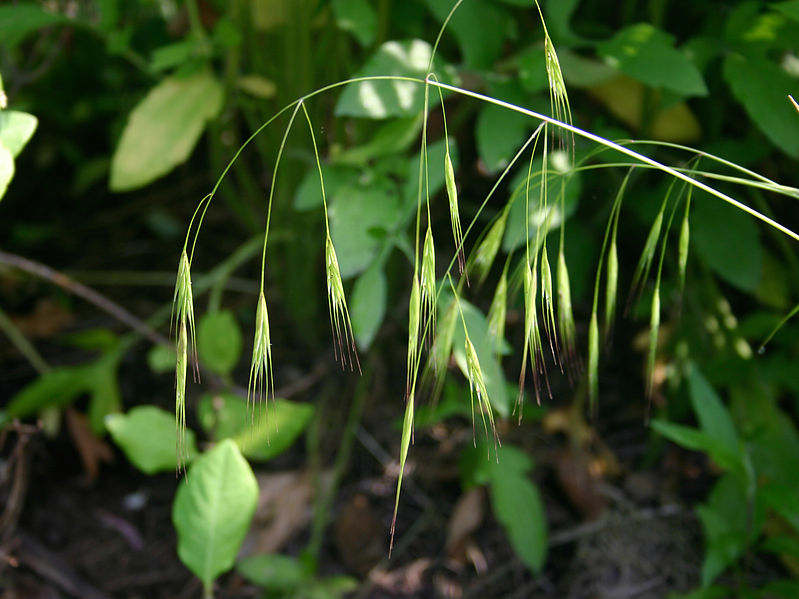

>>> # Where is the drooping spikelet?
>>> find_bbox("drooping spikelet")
[172,249,197,471]
[248,291,274,419]
[420,226,437,343]
[445,147,466,276]
[326,234,360,373]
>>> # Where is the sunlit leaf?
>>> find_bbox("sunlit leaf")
[173,440,258,593]
[106,406,199,474]
[110,70,223,191]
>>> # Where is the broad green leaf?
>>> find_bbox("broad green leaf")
[0,141,14,200]
[332,0,377,47]
[691,194,762,292]
[6,367,89,416]
[688,366,739,455]
[559,50,617,87]
[7,351,123,432]
[350,263,387,350]
[598,23,707,96]
[197,310,243,377]
[544,0,582,44]
[197,392,313,461]
[106,406,198,474]
[650,420,744,476]
[173,440,258,593]
[335,40,454,119]
[149,40,199,73]
[329,178,402,278]
[518,48,550,94]
[697,474,750,586]
[485,446,547,573]
[147,344,177,374]
[110,70,223,191]
[425,0,510,69]
[476,104,531,173]
[402,138,457,208]
[336,114,423,165]
[237,553,306,590]
[0,110,38,157]
[775,1,799,22]
[450,297,511,418]
[723,54,799,157]
[294,164,359,211]
[760,484,799,532]
[0,3,67,48]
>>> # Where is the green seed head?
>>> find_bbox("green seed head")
[326,235,360,372]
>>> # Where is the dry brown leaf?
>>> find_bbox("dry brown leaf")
[445,486,485,566]
[555,446,605,521]
[239,470,332,556]
[11,299,72,338]
[65,408,112,482]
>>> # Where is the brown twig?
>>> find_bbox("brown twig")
[0,249,167,347]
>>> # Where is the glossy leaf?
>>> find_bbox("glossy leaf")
[106,406,198,474]
[110,70,223,191]
[335,40,454,119]
[197,310,243,377]
[173,440,258,593]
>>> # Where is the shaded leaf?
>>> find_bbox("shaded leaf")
[0,3,67,48]
[476,104,531,173]
[691,194,762,292]
[197,310,243,377]
[332,0,377,47]
[173,440,258,592]
[350,263,387,349]
[197,392,313,461]
[110,70,223,191]
[106,406,199,474]
[598,23,707,96]
[237,553,306,590]
[724,54,799,157]
[329,178,401,278]
[425,0,510,69]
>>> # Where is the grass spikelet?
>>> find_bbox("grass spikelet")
[406,274,421,397]
[445,147,466,276]
[646,287,660,399]
[429,298,458,396]
[471,206,509,286]
[587,310,599,414]
[487,263,508,356]
[678,188,691,300]
[556,247,578,378]
[464,333,499,456]
[326,235,360,373]
[605,235,619,335]
[248,291,273,418]
[629,181,674,306]
[172,249,197,472]
[519,260,547,413]
[390,390,414,557]
[421,226,436,342]
[535,0,573,155]
[175,319,188,469]
[540,246,559,362]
